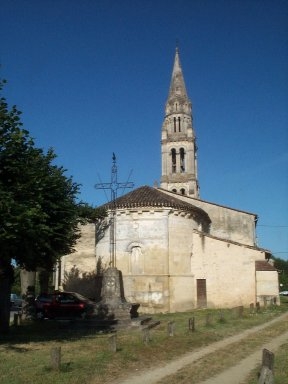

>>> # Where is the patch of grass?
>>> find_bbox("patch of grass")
[0,304,287,384]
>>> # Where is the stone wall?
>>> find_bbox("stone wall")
[159,188,257,246]
[191,231,267,308]
[62,223,96,276]
[96,207,200,313]
[256,270,279,305]
[62,205,278,313]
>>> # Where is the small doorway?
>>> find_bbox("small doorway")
[197,279,207,308]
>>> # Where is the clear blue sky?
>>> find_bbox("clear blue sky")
[1,0,287,259]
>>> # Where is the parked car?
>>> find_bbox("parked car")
[34,291,97,320]
[279,291,288,296]
[10,293,23,308]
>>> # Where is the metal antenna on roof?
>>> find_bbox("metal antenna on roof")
[95,154,134,267]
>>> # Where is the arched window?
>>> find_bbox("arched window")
[173,117,176,132]
[128,242,144,274]
[172,188,177,193]
[131,246,144,274]
[180,188,186,195]
[171,148,176,173]
[180,147,185,172]
[178,117,181,132]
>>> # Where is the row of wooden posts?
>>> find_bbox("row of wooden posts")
[48,303,265,369]
[50,335,275,384]
[14,302,275,382]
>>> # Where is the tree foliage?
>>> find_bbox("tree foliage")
[0,79,105,270]
[272,256,288,290]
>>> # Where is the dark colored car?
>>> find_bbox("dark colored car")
[10,293,23,308]
[34,291,97,320]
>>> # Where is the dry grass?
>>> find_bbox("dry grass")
[1,303,287,384]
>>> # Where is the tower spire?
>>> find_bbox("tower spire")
[160,48,199,198]
[167,47,189,104]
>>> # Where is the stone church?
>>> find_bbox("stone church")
[59,49,279,313]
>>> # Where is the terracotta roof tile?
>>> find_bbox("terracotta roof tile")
[255,260,277,271]
[103,185,211,223]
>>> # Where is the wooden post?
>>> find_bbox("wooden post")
[142,328,150,345]
[256,302,261,313]
[262,348,274,370]
[13,313,22,326]
[50,347,61,371]
[205,313,212,326]
[13,313,19,327]
[189,317,195,332]
[258,348,274,384]
[238,305,244,318]
[167,321,175,337]
[108,334,117,352]
[218,310,225,323]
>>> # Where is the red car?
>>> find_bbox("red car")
[35,291,97,320]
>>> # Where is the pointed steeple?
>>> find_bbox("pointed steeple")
[165,48,192,116]
[160,48,199,198]
[167,47,189,102]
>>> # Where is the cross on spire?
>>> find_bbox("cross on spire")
[95,154,134,267]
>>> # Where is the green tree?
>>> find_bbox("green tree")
[272,256,288,291]
[0,80,105,331]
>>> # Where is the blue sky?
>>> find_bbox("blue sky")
[1,0,287,259]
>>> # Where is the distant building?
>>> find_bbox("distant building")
[60,49,279,312]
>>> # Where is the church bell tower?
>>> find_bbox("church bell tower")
[160,48,199,198]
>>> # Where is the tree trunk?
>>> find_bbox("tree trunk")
[20,270,36,296]
[38,269,50,293]
[0,259,14,332]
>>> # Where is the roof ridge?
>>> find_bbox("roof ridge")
[102,185,211,223]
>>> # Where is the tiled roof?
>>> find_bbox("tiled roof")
[103,186,211,223]
[255,260,277,271]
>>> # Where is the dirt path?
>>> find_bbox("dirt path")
[113,312,288,384]
[199,329,288,384]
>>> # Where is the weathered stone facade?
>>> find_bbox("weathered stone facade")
[60,224,95,286]
[161,47,199,198]
[160,189,257,246]
[60,48,279,312]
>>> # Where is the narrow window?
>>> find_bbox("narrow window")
[180,147,185,172]
[171,148,176,173]
[180,188,186,195]
[173,117,176,132]
[178,117,181,132]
